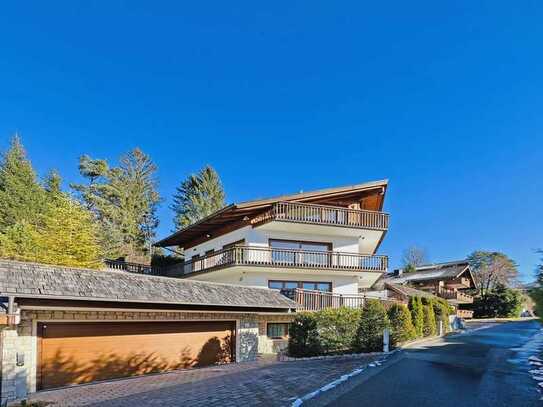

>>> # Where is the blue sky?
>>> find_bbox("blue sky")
[0,2,541,282]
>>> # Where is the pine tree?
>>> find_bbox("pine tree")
[171,165,225,229]
[72,148,160,259]
[0,136,104,269]
[0,135,46,230]
[44,170,62,196]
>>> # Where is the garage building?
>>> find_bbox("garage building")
[0,260,297,404]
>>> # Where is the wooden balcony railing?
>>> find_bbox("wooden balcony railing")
[438,287,474,304]
[280,288,399,311]
[104,259,164,276]
[254,201,389,230]
[447,277,471,289]
[456,309,474,319]
[181,246,388,275]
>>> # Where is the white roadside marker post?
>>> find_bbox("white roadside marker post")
[383,328,390,353]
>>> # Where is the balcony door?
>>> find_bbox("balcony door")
[269,239,331,267]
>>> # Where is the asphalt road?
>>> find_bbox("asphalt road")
[319,320,542,407]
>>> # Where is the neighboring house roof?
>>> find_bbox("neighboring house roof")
[385,283,437,300]
[155,179,388,248]
[0,260,298,310]
[387,260,476,288]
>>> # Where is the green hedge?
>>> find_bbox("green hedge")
[387,303,416,346]
[314,307,362,353]
[353,299,389,353]
[422,303,437,337]
[287,313,322,357]
[288,298,436,357]
[409,296,424,338]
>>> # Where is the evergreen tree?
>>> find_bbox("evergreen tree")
[44,170,62,196]
[0,135,46,230]
[171,165,225,229]
[387,303,416,346]
[422,304,437,337]
[0,221,40,261]
[72,148,160,259]
[353,299,389,352]
[0,136,103,269]
[36,195,103,269]
[288,313,322,357]
[409,296,424,338]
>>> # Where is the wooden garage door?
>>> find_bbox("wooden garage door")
[37,321,235,390]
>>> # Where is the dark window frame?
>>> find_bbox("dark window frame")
[269,239,332,251]
[267,323,290,339]
[268,280,332,292]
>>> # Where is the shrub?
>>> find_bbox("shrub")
[409,296,424,338]
[354,299,389,352]
[472,284,523,318]
[387,303,416,346]
[422,304,437,337]
[314,307,362,354]
[432,297,452,333]
[288,313,322,357]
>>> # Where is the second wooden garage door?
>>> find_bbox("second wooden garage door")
[37,321,235,390]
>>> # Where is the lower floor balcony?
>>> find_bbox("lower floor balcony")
[456,309,474,319]
[438,287,474,304]
[280,288,399,312]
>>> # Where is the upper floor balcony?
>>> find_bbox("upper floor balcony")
[176,245,388,276]
[253,201,389,231]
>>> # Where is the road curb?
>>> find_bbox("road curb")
[290,349,401,406]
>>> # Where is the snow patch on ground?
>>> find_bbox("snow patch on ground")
[290,351,399,406]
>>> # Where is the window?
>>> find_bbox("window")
[223,239,245,249]
[268,280,332,292]
[267,323,289,339]
[302,282,332,292]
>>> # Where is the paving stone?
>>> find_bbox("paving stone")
[30,355,378,407]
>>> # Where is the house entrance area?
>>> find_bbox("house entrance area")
[37,321,235,390]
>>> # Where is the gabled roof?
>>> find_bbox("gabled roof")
[387,260,476,288]
[155,179,388,248]
[385,283,437,300]
[0,260,298,310]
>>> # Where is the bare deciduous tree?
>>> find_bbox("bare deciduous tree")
[467,251,518,296]
[401,246,428,269]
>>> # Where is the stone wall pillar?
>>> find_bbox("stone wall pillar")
[238,317,259,362]
[0,320,34,405]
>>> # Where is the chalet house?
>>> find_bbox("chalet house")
[379,260,476,319]
[155,180,390,313]
[0,260,297,404]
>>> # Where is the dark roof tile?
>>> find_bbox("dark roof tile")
[0,260,298,310]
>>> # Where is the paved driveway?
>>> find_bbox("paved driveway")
[30,355,378,406]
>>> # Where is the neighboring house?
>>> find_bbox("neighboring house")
[0,260,297,404]
[374,260,476,319]
[155,180,390,311]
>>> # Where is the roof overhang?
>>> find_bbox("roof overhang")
[155,179,388,248]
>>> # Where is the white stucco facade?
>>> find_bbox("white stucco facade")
[182,221,385,294]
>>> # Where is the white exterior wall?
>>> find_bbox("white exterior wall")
[200,270,358,294]
[183,223,381,295]
[186,225,361,260]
